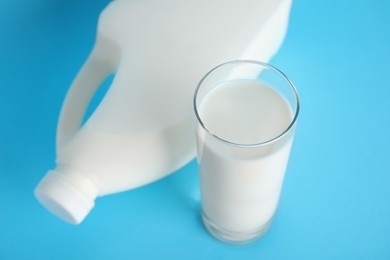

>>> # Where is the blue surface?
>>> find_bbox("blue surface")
[1,0,390,259]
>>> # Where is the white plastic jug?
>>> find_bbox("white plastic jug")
[35,0,292,224]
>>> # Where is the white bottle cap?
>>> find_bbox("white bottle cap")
[34,169,98,224]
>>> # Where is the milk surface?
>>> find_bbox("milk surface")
[197,80,294,232]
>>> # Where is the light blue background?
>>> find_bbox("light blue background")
[1,0,389,259]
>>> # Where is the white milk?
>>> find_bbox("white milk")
[197,80,293,232]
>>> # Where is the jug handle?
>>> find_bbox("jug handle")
[56,37,119,148]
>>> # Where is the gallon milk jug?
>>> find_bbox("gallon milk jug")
[35,0,292,224]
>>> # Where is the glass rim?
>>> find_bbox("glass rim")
[193,60,300,147]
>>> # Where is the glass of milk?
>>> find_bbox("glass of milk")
[194,60,300,244]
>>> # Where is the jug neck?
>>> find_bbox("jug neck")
[34,165,99,224]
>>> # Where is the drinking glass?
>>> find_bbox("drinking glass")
[193,60,300,244]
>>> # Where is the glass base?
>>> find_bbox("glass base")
[202,211,272,245]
